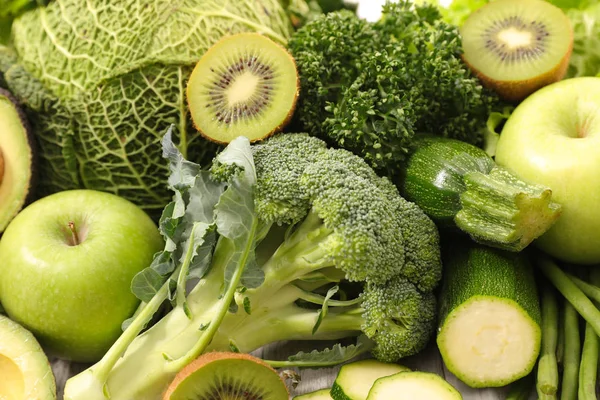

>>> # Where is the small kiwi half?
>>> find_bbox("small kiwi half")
[163,352,289,400]
[187,33,299,144]
[460,0,573,102]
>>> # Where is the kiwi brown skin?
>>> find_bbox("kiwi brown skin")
[162,351,289,400]
[186,33,300,145]
[463,35,573,103]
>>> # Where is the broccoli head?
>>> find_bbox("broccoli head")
[288,1,502,175]
[64,132,443,400]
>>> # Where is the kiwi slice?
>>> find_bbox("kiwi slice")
[163,352,289,400]
[187,33,299,144]
[460,0,573,102]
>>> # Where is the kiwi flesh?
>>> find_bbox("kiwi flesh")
[187,33,299,144]
[460,0,573,102]
[163,352,289,400]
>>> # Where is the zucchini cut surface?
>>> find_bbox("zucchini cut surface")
[366,371,461,400]
[437,296,541,387]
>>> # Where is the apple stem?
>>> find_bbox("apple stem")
[68,221,80,246]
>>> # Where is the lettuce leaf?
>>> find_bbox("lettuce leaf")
[566,4,600,78]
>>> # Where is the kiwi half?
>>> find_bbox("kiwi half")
[460,0,573,102]
[187,33,299,144]
[163,352,289,400]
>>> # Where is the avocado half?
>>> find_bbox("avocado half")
[0,314,56,399]
[0,88,36,232]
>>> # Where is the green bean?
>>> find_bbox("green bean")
[560,301,581,400]
[536,282,559,397]
[567,273,600,304]
[578,321,598,400]
[536,256,600,337]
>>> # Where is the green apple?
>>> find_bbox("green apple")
[0,190,163,362]
[495,77,600,264]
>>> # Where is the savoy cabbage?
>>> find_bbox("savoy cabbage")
[0,0,294,213]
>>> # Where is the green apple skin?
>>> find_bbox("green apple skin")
[495,77,600,264]
[0,190,163,362]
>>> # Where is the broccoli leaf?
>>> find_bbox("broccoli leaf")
[266,335,375,368]
[131,268,165,303]
[312,285,339,334]
[212,138,265,291]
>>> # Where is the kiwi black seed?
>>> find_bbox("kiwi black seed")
[460,0,573,102]
[163,352,289,400]
[187,33,299,144]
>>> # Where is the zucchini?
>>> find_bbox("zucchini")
[400,136,561,251]
[295,389,333,399]
[437,240,542,388]
[330,359,409,400]
[366,372,462,400]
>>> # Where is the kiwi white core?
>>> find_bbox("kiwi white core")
[227,72,260,106]
[461,0,572,81]
[437,297,540,386]
[497,28,532,49]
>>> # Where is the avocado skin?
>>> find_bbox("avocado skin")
[0,87,38,233]
[0,314,57,399]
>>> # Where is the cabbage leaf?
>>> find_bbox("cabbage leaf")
[0,0,293,213]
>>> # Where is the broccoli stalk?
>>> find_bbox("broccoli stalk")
[64,132,441,400]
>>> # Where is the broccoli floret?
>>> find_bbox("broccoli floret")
[64,133,442,400]
[289,1,502,175]
[361,277,437,362]
[252,133,327,225]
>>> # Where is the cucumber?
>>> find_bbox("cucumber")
[330,359,410,400]
[400,136,561,251]
[295,389,333,399]
[366,372,462,400]
[437,240,542,388]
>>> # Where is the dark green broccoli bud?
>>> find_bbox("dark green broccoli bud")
[299,158,405,284]
[288,10,381,138]
[289,1,502,175]
[252,133,328,225]
[361,277,437,362]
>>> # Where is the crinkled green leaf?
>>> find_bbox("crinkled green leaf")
[184,171,225,226]
[149,251,176,276]
[179,222,215,281]
[162,127,202,191]
[5,0,293,212]
[213,137,264,290]
[266,335,375,368]
[131,268,165,303]
[567,4,600,78]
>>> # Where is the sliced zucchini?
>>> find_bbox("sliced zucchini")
[330,359,410,400]
[366,371,462,400]
[295,389,333,399]
[437,240,542,388]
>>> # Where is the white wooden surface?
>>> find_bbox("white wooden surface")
[50,341,527,399]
